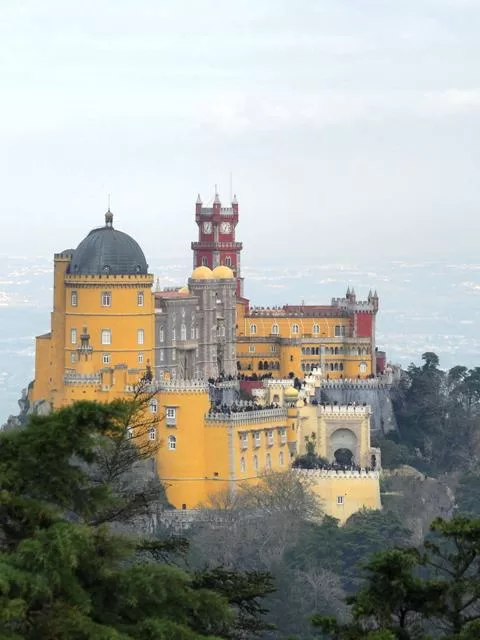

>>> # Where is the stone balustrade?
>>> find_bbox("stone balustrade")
[64,373,101,385]
[318,404,371,415]
[294,468,379,479]
[205,407,287,425]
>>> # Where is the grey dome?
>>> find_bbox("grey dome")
[68,211,148,276]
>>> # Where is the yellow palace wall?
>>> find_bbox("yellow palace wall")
[235,314,373,379]
[295,470,381,524]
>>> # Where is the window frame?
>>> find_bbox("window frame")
[101,291,112,307]
[168,435,177,450]
[70,328,77,345]
[137,328,145,345]
[101,329,112,345]
[71,290,78,307]
[137,291,144,307]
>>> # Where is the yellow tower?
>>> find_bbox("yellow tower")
[30,210,155,409]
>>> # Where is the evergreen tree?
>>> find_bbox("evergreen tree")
[0,399,272,639]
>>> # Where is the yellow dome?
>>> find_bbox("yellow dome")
[284,387,299,398]
[212,265,235,279]
[178,286,189,294]
[191,266,213,280]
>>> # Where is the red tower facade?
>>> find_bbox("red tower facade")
[191,191,244,296]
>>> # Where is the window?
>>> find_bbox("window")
[102,353,111,365]
[181,324,186,340]
[266,453,271,470]
[359,362,367,373]
[149,399,158,414]
[267,430,274,446]
[71,328,77,345]
[335,325,346,337]
[159,326,165,342]
[172,327,176,341]
[168,435,177,450]
[337,496,344,505]
[271,324,279,335]
[137,291,144,306]
[138,352,144,364]
[271,345,277,353]
[70,352,77,364]
[225,256,232,267]
[249,345,256,353]
[166,407,176,426]
[71,291,78,307]
[250,324,257,335]
[172,349,176,361]
[254,431,261,448]
[101,329,111,345]
[240,432,248,449]
[101,291,112,307]
[137,329,144,345]
[312,323,320,334]
[292,323,299,334]
[279,451,284,466]
[240,457,246,473]
[201,256,208,266]
[191,325,195,340]
[253,455,258,471]
[195,326,199,340]
[149,427,156,441]
[159,350,164,362]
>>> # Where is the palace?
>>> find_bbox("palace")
[29,192,383,521]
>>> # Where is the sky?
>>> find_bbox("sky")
[1,0,480,266]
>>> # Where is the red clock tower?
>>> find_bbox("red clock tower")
[191,191,244,296]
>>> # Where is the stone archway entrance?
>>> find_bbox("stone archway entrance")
[334,447,353,466]
[329,428,358,466]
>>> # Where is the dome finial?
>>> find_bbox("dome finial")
[105,208,113,228]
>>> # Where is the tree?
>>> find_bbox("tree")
[312,516,480,640]
[0,399,272,639]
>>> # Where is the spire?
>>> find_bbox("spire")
[214,186,221,204]
[373,290,378,298]
[196,193,202,205]
[346,286,351,296]
[232,193,238,205]
[155,277,161,292]
[105,208,113,228]
[368,289,373,298]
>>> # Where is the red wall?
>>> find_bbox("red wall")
[356,312,373,338]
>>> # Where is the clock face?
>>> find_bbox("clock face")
[220,222,231,234]
[203,221,212,234]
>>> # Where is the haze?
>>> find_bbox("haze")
[1,0,480,265]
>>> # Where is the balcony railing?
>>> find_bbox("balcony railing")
[205,407,287,425]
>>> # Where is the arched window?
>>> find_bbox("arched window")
[334,347,338,354]
[71,291,78,307]
[253,454,258,471]
[292,324,299,334]
[259,361,264,370]
[191,324,195,340]
[334,363,339,371]
[240,457,246,473]
[329,363,334,371]
[149,399,158,414]
[149,427,156,441]
[181,324,186,340]
[137,291,144,307]
[266,453,271,470]
[168,435,177,451]
[359,362,367,374]
[172,327,176,341]
[312,323,320,334]
[201,256,208,266]
[279,451,284,466]
[250,324,257,335]
[339,363,344,371]
[271,324,279,335]
[225,256,232,267]
[159,326,164,342]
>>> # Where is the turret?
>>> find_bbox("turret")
[195,194,203,217]
[213,189,221,217]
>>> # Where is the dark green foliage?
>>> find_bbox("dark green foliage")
[392,353,480,475]
[313,517,480,640]
[0,399,272,639]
